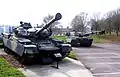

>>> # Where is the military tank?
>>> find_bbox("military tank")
[66,30,93,47]
[2,13,72,64]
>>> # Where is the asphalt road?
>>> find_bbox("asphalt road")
[73,43,120,77]
[18,57,93,77]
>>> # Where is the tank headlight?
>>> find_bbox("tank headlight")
[24,50,27,54]
[25,49,33,54]
[27,32,30,35]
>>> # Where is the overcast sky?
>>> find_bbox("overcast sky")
[0,0,120,27]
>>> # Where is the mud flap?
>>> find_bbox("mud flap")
[59,44,72,59]
[60,44,72,53]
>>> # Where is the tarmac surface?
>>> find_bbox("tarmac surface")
[73,43,120,77]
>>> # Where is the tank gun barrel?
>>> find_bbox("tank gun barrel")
[35,13,62,35]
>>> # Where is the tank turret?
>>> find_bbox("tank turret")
[14,13,62,39]
[14,22,32,37]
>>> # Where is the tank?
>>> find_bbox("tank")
[66,31,93,47]
[2,13,72,64]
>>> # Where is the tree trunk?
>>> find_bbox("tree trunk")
[108,23,111,35]
[116,31,119,36]
[116,25,119,36]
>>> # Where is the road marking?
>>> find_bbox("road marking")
[75,53,117,55]
[93,72,120,75]
[76,53,119,56]
[83,56,120,58]
[115,54,120,56]
[87,62,120,64]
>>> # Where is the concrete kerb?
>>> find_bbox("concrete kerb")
[66,57,93,77]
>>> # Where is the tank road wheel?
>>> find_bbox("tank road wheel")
[19,54,34,65]
[19,54,29,65]
[71,39,79,47]
[86,41,92,47]
[20,57,26,64]
[19,56,25,64]
[4,46,7,52]
[4,46,10,54]
[80,41,92,47]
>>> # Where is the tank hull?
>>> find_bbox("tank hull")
[70,38,93,47]
[2,36,72,64]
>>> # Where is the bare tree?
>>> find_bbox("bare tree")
[71,12,88,34]
[90,13,101,31]
[89,8,120,36]
[112,9,120,36]
[104,12,113,35]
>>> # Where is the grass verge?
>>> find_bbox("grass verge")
[0,56,25,77]
[92,35,120,43]
[68,51,78,60]
[92,35,111,43]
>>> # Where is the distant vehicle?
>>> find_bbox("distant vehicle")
[92,30,105,35]
[66,31,93,47]
[2,13,72,64]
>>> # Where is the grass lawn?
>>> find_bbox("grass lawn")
[92,35,120,43]
[51,36,67,42]
[0,56,25,77]
[92,35,111,43]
